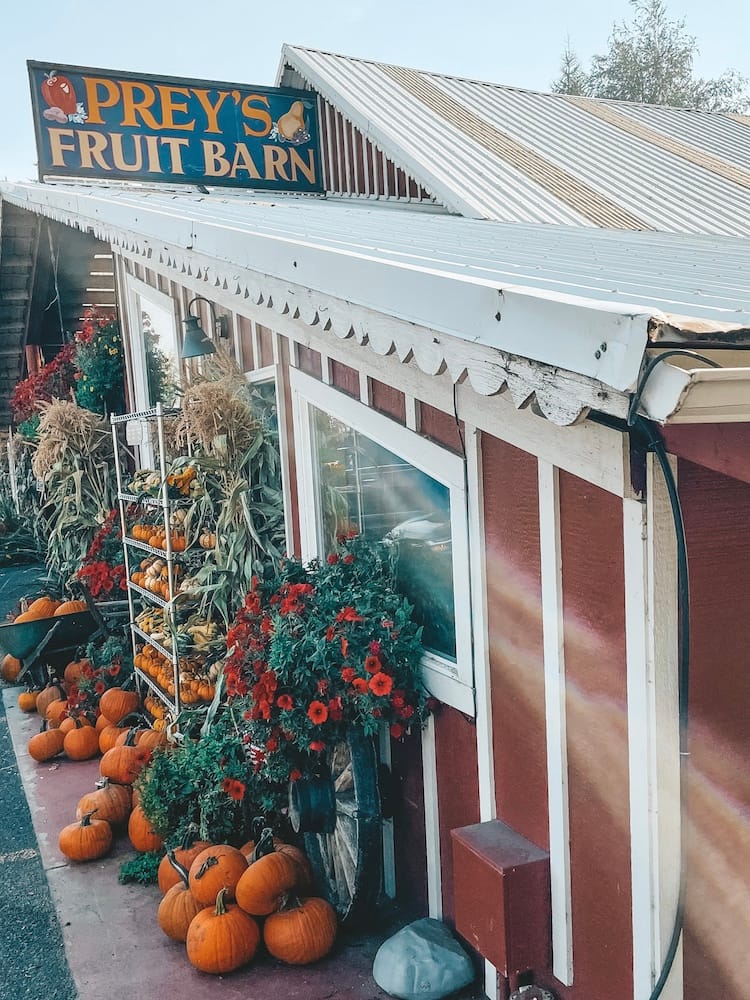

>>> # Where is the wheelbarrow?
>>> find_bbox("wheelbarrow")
[0,610,100,688]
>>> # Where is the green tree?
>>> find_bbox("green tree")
[552,0,749,112]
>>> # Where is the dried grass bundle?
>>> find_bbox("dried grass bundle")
[175,349,258,461]
[32,400,112,479]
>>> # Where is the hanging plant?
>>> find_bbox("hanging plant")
[72,309,125,416]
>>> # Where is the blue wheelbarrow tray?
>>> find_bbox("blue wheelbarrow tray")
[0,611,98,660]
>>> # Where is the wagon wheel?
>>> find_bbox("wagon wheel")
[295,728,382,925]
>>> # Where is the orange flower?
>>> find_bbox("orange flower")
[364,655,382,674]
[351,677,369,694]
[307,700,329,724]
[369,672,393,697]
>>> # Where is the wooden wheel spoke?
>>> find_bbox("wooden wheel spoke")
[333,824,357,901]
[335,792,358,818]
[334,762,353,793]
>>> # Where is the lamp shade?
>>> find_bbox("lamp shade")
[181,315,216,358]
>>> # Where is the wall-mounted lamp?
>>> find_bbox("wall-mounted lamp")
[181,296,229,359]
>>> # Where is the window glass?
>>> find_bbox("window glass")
[312,407,456,661]
[139,298,179,407]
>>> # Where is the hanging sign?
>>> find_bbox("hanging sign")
[28,61,323,192]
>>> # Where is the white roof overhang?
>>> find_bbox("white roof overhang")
[2,180,749,427]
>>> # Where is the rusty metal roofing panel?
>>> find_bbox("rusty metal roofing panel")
[280,45,750,236]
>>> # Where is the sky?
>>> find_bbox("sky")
[1,0,749,182]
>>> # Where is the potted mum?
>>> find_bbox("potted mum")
[224,533,432,822]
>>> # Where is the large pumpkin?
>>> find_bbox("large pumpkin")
[263,895,338,964]
[99,734,151,785]
[35,685,63,718]
[186,889,260,974]
[14,596,61,622]
[234,851,300,916]
[53,600,88,616]
[99,687,140,724]
[1,654,22,683]
[45,699,69,728]
[158,830,213,894]
[28,724,65,763]
[188,845,248,906]
[157,854,207,942]
[58,811,112,862]
[98,723,129,754]
[127,804,164,853]
[76,778,132,826]
[240,836,313,893]
[63,722,100,761]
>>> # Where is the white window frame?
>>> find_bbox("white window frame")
[290,367,474,715]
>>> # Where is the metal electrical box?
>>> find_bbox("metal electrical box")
[451,819,551,977]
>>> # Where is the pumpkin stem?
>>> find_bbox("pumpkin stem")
[180,822,199,851]
[252,827,275,863]
[80,809,98,827]
[277,891,302,912]
[166,849,191,887]
[195,855,219,879]
[251,814,266,843]
[215,887,228,915]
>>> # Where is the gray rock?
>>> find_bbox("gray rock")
[373,917,475,1000]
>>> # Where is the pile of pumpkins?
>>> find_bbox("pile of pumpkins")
[156,829,338,974]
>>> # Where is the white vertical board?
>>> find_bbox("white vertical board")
[421,715,442,919]
[538,460,574,986]
[624,455,681,1000]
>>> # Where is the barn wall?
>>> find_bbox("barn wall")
[679,459,750,1000]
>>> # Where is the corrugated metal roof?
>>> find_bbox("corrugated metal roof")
[279,45,750,236]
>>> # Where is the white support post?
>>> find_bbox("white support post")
[421,715,442,919]
[538,459,574,986]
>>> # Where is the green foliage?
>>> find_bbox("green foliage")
[118,850,164,885]
[144,321,179,407]
[552,0,749,111]
[135,707,280,846]
[225,534,430,787]
[73,313,126,416]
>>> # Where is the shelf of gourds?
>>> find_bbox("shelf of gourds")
[126,465,224,710]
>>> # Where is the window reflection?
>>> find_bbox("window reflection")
[312,408,456,661]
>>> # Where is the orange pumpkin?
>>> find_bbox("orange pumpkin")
[58,811,112,862]
[63,722,100,761]
[63,658,90,690]
[127,804,164,853]
[263,895,338,965]
[158,831,213,894]
[15,596,61,622]
[53,600,88,616]
[28,724,66,763]
[35,685,63,718]
[99,687,140,724]
[234,851,300,916]
[240,837,313,893]
[186,889,260,974]
[45,699,69,728]
[60,715,93,735]
[188,845,248,906]
[76,778,132,826]
[1,654,22,683]
[157,854,207,942]
[98,723,129,754]
[17,690,39,713]
[99,734,151,785]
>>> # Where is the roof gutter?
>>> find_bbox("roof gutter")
[637,361,750,423]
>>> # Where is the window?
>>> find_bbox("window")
[291,368,474,714]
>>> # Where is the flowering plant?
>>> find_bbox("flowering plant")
[10,342,77,431]
[225,534,431,789]
[73,309,125,415]
[76,508,127,598]
[65,636,134,721]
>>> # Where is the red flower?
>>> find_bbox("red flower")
[341,667,355,683]
[369,640,381,655]
[398,703,415,719]
[327,554,339,565]
[266,738,279,752]
[364,655,382,674]
[307,700,329,724]
[309,740,325,752]
[317,678,328,694]
[328,696,343,721]
[390,723,405,739]
[276,694,294,711]
[369,672,393,697]
[290,769,302,781]
[352,678,369,694]
[325,625,336,642]
[108,664,121,677]
[336,606,363,623]
[225,779,246,801]
[343,554,355,564]
[341,637,349,658]
[94,681,105,694]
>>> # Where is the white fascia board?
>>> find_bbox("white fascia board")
[0,182,653,393]
[638,363,750,423]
